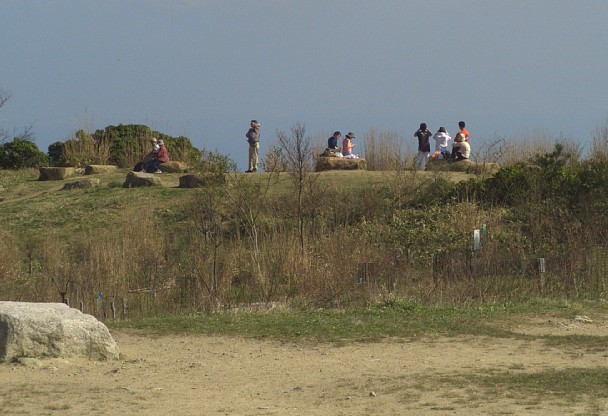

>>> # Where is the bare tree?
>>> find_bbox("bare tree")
[0,90,12,144]
[0,90,36,145]
[276,122,318,250]
[0,90,10,108]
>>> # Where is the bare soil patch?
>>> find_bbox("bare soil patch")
[1,316,607,415]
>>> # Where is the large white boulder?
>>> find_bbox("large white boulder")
[0,302,119,362]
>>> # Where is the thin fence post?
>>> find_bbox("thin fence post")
[538,258,546,291]
[111,301,116,320]
[122,297,128,320]
[96,292,103,320]
[80,300,84,313]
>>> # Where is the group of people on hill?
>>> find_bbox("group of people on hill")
[413,121,470,171]
[241,118,471,173]
[135,137,170,173]
[326,131,359,158]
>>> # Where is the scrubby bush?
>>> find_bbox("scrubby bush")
[94,124,152,168]
[47,130,110,167]
[48,124,203,168]
[155,133,202,165]
[0,138,48,169]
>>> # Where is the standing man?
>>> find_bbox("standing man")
[414,122,433,171]
[246,119,261,173]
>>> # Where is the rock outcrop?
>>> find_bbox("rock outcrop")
[123,171,162,188]
[84,165,117,175]
[38,167,76,181]
[158,161,188,173]
[315,157,367,172]
[178,173,224,188]
[62,178,101,190]
[427,159,500,174]
[0,301,119,362]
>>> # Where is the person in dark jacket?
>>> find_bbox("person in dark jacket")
[327,131,341,151]
[414,123,432,171]
[245,120,261,172]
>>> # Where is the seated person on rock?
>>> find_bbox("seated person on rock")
[327,131,341,151]
[342,132,357,157]
[451,135,471,161]
[451,121,470,161]
[432,127,452,160]
[143,139,169,173]
[134,137,159,171]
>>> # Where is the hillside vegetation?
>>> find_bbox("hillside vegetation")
[0,141,607,320]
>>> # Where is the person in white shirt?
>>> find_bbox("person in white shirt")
[433,127,452,160]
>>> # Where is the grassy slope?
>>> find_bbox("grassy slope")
[11,167,606,335]
[0,168,474,237]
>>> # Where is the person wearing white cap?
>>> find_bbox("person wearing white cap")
[138,137,159,172]
[143,139,169,173]
[150,137,160,154]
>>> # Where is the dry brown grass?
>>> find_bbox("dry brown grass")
[1,130,606,318]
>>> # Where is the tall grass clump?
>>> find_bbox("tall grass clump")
[48,129,111,167]
[362,129,412,171]
[591,120,608,161]
[474,131,581,167]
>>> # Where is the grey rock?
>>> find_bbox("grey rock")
[62,178,100,190]
[122,171,162,188]
[0,301,119,362]
[84,165,117,175]
[38,167,76,181]
[178,173,224,188]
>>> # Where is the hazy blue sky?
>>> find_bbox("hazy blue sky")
[1,0,607,168]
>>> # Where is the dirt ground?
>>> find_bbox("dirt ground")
[1,315,607,416]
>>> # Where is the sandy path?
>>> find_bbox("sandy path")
[1,317,607,415]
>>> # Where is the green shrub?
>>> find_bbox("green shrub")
[0,138,48,169]
[47,130,111,167]
[47,124,204,168]
[155,133,202,165]
[94,124,152,168]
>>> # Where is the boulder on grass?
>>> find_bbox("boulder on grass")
[85,165,117,175]
[158,161,187,173]
[123,171,162,188]
[427,159,500,174]
[62,178,100,190]
[0,301,119,362]
[178,173,225,188]
[38,167,76,181]
[315,157,366,172]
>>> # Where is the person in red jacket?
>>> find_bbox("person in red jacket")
[143,139,169,173]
